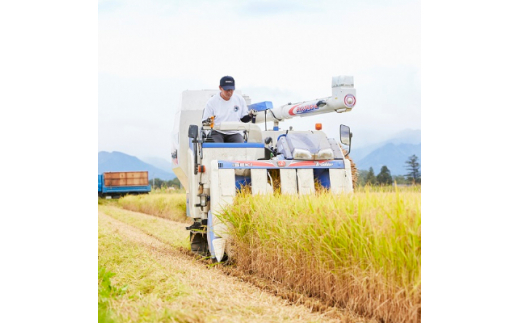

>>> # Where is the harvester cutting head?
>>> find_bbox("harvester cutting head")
[171,76,356,262]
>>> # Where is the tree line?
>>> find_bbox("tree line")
[148,177,182,189]
[357,154,420,186]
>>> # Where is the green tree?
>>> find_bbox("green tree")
[366,167,376,185]
[405,155,421,184]
[392,175,407,185]
[172,177,182,189]
[148,178,182,190]
[149,178,166,189]
[377,166,393,185]
[357,169,369,186]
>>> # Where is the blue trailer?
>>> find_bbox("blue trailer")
[98,171,151,198]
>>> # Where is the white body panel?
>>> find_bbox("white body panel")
[280,169,297,194]
[188,145,264,219]
[329,162,354,194]
[251,169,272,195]
[296,169,316,195]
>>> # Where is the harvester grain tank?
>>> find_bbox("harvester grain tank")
[171,76,356,262]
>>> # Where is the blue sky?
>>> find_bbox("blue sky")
[98,0,420,160]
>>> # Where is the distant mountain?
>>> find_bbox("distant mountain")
[385,129,421,145]
[351,129,421,161]
[356,143,421,176]
[98,151,176,181]
[142,156,174,174]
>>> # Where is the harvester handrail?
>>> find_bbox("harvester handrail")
[211,122,263,143]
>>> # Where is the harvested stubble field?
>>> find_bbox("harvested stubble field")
[98,205,355,323]
[99,185,421,323]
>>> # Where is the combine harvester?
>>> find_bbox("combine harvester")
[171,76,356,262]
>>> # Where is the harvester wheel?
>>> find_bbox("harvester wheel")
[190,231,209,257]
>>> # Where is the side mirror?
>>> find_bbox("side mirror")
[188,125,198,139]
[340,124,352,155]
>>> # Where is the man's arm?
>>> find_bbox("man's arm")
[240,110,256,123]
[239,96,255,123]
[201,102,213,122]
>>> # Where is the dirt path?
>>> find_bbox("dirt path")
[99,207,350,323]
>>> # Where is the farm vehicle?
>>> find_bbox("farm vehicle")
[171,76,357,262]
[98,171,151,198]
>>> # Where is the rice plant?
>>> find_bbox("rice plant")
[118,193,189,223]
[219,185,421,323]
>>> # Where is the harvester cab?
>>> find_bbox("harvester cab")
[171,76,357,262]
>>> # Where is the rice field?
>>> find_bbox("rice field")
[102,185,421,323]
[117,193,190,223]
[219,185,421,323]
[98,208,344,323]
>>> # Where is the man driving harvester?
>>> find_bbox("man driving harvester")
[202,76,256,143]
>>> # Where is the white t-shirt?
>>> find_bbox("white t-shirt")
[202,93,249,135]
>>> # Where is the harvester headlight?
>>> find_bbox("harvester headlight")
[292,148,312,160]
[317,148,334,160]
